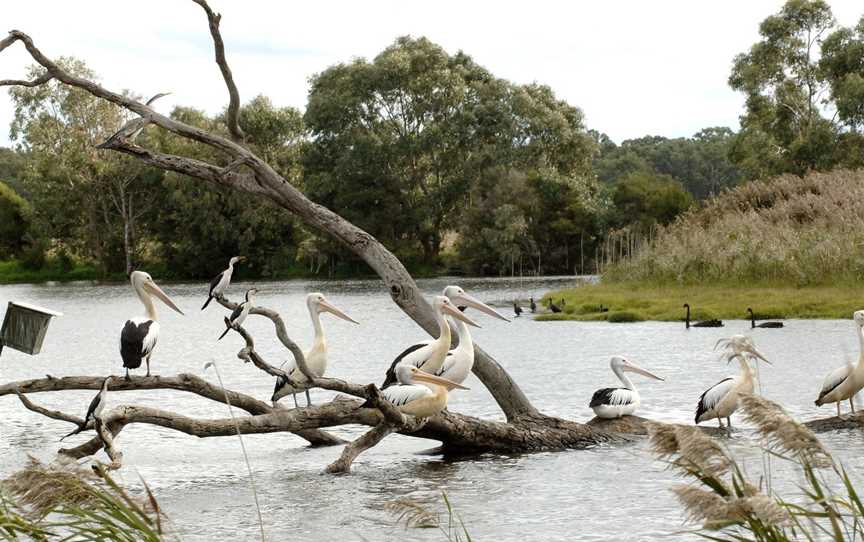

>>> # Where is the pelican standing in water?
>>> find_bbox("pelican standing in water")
[120,271,184,379]
[695,335,770,428]
[217,288,258,340]
[589,356,664,418]
[815,310,864,417]
[202,256,245,310]
[369,365,469,418]
[381,293,487,388]
[61,376,113,441]
[271,293,358,407]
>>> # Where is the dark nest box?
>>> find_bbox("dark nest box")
[0,301,63,356]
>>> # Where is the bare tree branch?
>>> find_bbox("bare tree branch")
[325,424,395,474]
[0,71,51,87]
[191,0,245,141]
[15,389,82,425]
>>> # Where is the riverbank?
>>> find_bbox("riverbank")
[0,260,109,284]
[538,283,864,322]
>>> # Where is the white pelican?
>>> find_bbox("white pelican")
[217,288,258,341]
[371,365,469,418]
[815,310,864,417]
[271,293,358,407]
[695,335,770,428]
[61,376,113,441]
[202,256,245,310]
[382,287,506,388]
[589,356,664,418]
[120,271,184,379]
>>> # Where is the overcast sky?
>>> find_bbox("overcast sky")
[1,1,861,147]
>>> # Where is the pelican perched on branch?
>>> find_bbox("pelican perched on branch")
[695,335,770,428]
[589,356,664,418]
[60,376,112,441]
[271,293,358,407]
[202,256,245,310]
[815,310,864,417]
[382,291,495,388]
[217,288,258,341]
[120,271,183,379]
[369,365,469,418]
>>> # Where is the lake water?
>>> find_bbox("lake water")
[1,276,862,541]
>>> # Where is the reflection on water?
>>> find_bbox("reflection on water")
[1,276,862,541]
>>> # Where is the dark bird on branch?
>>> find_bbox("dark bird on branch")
[97,92,170,149]
[217,288,258,341]
[60,376,112,441]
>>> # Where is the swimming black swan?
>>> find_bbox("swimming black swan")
[683,303,723,329]
[746,307,783,328]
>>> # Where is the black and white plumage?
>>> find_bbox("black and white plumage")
[368,365,470,418]
[695,335,770,428]
[120,271,184,379]
[202,256,245,310]
[381,286,507,389]
[61,376,113,441]
[815,310,864,417]
[589,355,664,418]
[747,308,783,329]
[683,303,723,328]
[217,288,258,341]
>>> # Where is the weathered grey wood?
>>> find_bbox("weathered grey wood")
[804,412,864,432]
[587,415,727,437]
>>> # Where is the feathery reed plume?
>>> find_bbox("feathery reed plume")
[727,495,790,527]
[672,485,732,528]
[673,426,732,478]
[740,394,831,467]
[385,498,439,529]
[2,456,97,518]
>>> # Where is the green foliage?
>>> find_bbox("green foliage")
[609,172,693,231]
[606,310,642,323]
[594,128,743,200]
[0,182,30,257]
[728,0,864,177]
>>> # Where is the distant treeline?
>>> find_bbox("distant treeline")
[0,0,862,282]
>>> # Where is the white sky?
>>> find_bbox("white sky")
[0,1,861,147]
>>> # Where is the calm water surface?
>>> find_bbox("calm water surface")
[1,276,862,541]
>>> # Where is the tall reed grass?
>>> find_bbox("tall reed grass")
[606,170,864,286]
[649,394,864,541]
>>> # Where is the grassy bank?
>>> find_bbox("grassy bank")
[539,282,864,322]
[0,260,109,284]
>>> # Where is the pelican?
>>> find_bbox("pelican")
[120,271,184,379]
[202,256,245,310]
[589,356,664,418]
[746,308,783,329]
[271,293,358,407]
[369,365,469,418]
[61,376,113,441]
[381,288,503,388]
[217,288,258,340]
[684,303,723,328]
[695,335,770,428]
[815,310,864,417]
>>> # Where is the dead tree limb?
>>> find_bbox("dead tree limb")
[191,0,244,141]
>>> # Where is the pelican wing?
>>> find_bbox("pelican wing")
[695,377,735,423]
[120,318,159,369]
[381,384,434,407]
[381,341,434,388]
[818,364,853,401]
[589,387,634,408]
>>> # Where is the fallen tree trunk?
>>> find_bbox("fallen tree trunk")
[0,0,616,472]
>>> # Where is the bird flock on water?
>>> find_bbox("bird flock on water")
[58,258,864,441]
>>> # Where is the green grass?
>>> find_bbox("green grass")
[0,260,110,284]
[537,282,864,322]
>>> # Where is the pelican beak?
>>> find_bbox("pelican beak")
[319,299,359,324]
[748,348,772,364]
[412,370,470,391]
[144,280,184,315]
[454,292,510,322]
[237,256,247,262]
[624,361,664,381]
[442,302,480,328]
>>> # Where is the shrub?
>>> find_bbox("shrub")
[607,310,642,323]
